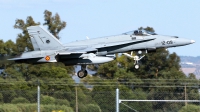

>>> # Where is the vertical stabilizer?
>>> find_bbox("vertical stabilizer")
[30,37,40,51]
[27,26,64,50]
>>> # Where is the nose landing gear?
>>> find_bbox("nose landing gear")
[123,51,145,69]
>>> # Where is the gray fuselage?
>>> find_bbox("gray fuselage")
[64,34,193,55]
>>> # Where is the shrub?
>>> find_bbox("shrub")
[16,104,36,112]
[0,93,3,103]
[0,104,74,112]
[83,104,101,112]
[0,104,21,112]
[179,104,200,112]
[41,95,55,105]
[11,97,30,104]
[55,99,70,106]
[42,105,74,112]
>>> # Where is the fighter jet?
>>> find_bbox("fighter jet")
[9,26,195,78]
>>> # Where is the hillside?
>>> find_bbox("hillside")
[180,56,200,79]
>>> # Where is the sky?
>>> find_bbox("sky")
[0,0,199,56]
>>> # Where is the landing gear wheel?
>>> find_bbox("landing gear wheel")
[135,64,139,69]
[84,70,88,77]
[77,70,88,78]
[77,70,85,78]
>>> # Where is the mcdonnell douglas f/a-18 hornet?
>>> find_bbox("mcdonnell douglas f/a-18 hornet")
[9,26,195,78]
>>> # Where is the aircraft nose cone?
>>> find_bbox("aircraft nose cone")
[190,40,195,44]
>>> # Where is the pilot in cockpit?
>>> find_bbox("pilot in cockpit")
[134,30,143,36]
[123,29,156,36]
[134,30,138,35]
[138,30,143,35]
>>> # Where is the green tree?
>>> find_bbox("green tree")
[97,59,118,79]
[43,10,66,39]
[14,16,40,53]
[0,40,6,56]
[0,39,17,68]
[0,40,6,68]
[91,84,116,112]
[4,40,17,56]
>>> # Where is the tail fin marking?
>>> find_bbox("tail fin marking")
[27,26,64,50]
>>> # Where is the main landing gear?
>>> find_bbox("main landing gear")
[77,65,88,78]
[123,51,145,69]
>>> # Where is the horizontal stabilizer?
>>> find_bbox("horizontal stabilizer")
[8,57,43,61]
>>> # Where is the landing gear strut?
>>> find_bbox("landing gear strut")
[133,55,141,69]
[77,65,88,78]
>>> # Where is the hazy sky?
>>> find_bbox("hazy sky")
[0,0,199,56]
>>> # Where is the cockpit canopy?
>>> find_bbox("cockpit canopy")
[123,30,157,36]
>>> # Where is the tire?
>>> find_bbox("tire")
[77,70,88,78]
[135,64,139,69]
[84,70,88,77]
[77,70,85,78]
